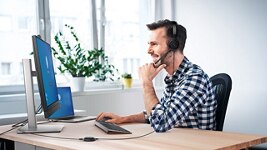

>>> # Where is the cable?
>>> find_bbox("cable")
[0,104,43,135]
[31,130,155,142]
[11,119,28,128]
[36,104,43,114]
[0,126,18,136]
[12,104,43,128]
[31,133,80,141]
[171,51,175,96]
[96,130,155,141]
[0,121,52,136]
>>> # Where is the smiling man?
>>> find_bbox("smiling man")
[96,19,217,132]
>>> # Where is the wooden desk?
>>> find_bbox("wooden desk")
[1,121,267,150]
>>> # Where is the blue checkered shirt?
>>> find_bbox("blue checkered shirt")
[149,57,217,132]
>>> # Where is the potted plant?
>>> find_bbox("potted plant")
[93,56,120,82]
[121,73,132,89]
[52,24,103,91]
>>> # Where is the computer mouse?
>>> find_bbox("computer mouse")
[99,117,112,122]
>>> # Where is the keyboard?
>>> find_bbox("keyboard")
[95,121,132,134]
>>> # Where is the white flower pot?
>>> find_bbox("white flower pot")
[71,77,85,92]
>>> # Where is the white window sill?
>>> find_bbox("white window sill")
[72,86,164,97]
[0,81,164,98]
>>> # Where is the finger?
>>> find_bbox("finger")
[96,112,105,120]
[105,112,114,118]
[106,119,116,123]
[96,112,102,120]
[155,64,166,74]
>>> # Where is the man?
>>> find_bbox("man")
[96,19,217,132]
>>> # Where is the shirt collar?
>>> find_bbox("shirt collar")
[164,56,191,83]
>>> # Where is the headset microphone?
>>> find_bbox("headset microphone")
[153,50,172,68]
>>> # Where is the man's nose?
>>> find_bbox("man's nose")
[147,47,153,54]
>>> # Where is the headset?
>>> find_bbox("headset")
[153,24,179,68]
[168,24,179,51]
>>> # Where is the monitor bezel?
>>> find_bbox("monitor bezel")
[32,35,60,118]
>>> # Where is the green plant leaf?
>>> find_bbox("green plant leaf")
[52,25,120,80]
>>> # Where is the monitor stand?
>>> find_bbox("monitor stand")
[17,59,64,134]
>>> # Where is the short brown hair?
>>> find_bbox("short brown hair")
[146,19,187,52]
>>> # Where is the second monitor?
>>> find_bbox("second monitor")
[18,35,63,133]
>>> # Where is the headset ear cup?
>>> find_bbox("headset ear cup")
[168,39,179,50]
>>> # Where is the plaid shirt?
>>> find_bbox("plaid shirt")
[149,57,217,132]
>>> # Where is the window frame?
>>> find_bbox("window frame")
[0,0,170,96]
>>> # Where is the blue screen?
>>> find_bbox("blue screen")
[49,87,74,119]
[35,37,58,107]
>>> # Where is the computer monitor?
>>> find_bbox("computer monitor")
[17,35,63,133]
[32,35,60,118]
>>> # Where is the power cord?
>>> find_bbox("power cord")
[171,51,175,96]
[0,126,18,136]
[96,130,155,141]
[11,104,43,128]
[0,104,42,135]
[31,130,155,142]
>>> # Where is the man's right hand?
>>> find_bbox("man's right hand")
[96,112,147,124]
[138,63,166,85]
[96,112,126,124]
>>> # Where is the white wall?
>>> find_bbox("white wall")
[72,89,147,116]
[176,0,267,147]
[71,88,163,115]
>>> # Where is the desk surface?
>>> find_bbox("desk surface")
[1,121,267,150]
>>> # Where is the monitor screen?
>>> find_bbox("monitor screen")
[32,35,60,118]
[48,87,75,119]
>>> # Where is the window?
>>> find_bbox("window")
[49,0,93,50]
[1,62,11,75]
[99,0,150,79]
[0,0,37,86]
[17,16,29,31]
[0,0,153,92]
[0,16,12,31]
[49,0,93,83]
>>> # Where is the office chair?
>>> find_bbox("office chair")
[210,73,232,131]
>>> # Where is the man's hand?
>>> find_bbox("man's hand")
[96,112,147,124]
[138,63,166,114]
[138,63,166,84]
[96,112,125,124]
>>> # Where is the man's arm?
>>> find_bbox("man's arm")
[123,112,147,123]
[138,63,166,114]
[96,63,165,125]
[96,112,147,124]
[142,81,159,115]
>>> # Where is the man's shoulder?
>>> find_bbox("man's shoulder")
[176,57,210,82]
[185,63,205,76]
[183,57,205,75]
[183,63,210,83]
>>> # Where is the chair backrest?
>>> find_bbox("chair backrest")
[210,73,232,131]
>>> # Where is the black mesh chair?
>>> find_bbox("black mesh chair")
[210,73,232,131]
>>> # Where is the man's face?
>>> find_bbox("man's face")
[147,27,169,64]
